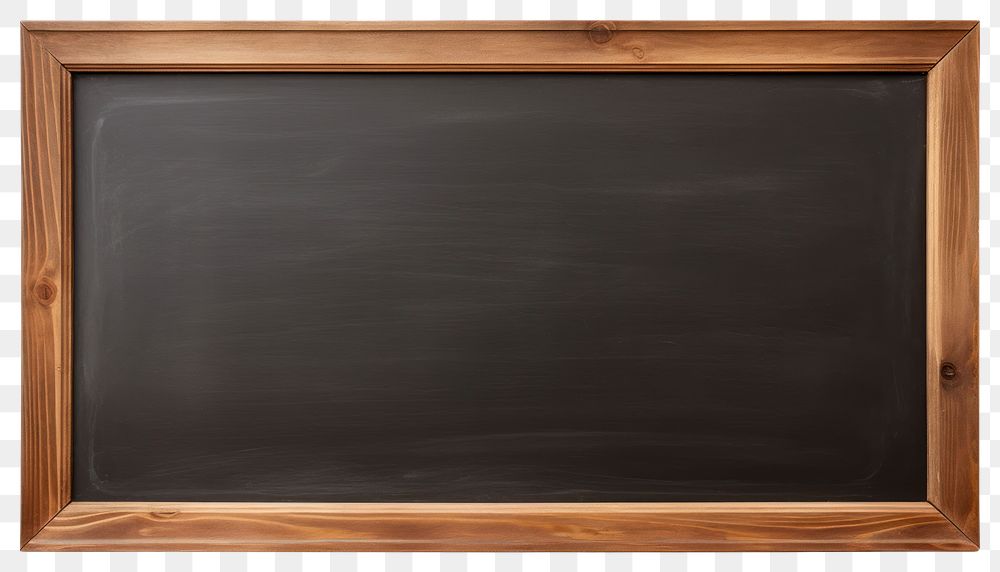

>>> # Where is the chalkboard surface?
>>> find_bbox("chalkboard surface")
[73,73,926,502]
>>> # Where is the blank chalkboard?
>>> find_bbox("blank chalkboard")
[72,73,926,503]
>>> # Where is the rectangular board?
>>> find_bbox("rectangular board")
[71,73,928,504]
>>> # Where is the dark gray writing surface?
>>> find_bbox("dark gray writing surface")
[73,73,926,502]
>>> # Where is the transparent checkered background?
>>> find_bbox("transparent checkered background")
[0,0,994,571]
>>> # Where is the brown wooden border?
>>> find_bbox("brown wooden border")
[20,21,980,552]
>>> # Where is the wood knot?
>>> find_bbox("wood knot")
[588,22,615,45]
[33,277,56,306]
[632,46,645,60]
[940,362,959,385]
[151,510,179,520]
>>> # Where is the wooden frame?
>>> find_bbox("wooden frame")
[20,21,979,552]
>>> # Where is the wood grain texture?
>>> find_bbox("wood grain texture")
[23,501,977,552]
[20,26,72,547]
[23,23,972,72]
[18,22,982,551]
[20,21,978,31]
[927,26,981,545]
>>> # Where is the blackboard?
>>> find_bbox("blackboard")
[72,73,926,503]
